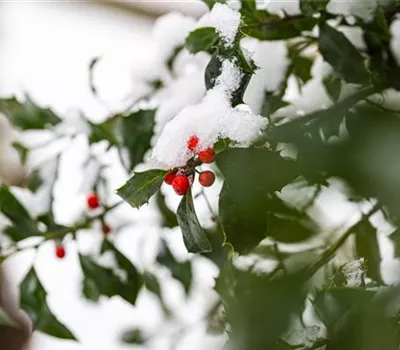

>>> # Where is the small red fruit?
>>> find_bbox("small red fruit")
[187,135,199,151]
[164,171,177,185]
[55,245,66,259]
[87,194,100,209]
[172,175,190,196]
[198,148,215,164]
[199,171,216,187]
[102,223,111,235]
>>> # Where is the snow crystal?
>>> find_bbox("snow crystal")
[341,259,366,287]
[215,59,244,98]
[152,88,267,169]
[153,12,196,61]
[197,3,240,47]
[328,0,378,21]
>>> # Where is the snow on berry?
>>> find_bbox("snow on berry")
[152,59,267,169]
[187,135,200,151]
[199,171,216,187]
[172,175,190,196]
[197,3,241,47]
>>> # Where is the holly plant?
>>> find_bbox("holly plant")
[2,0,400,349]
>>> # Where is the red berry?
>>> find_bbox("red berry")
[102,223,111,235]
[172,175,190,196]
[199,171,216,187]
[87,194,100,209]
[187,135,199,151]
[55,245,66,259]
[198,148,215,164]
[164,171,177,185]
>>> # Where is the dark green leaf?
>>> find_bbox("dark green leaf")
[0,96,61,130]
[12,142,29,165]
[300,0,330,15]
[205,53,223,91]
[323,74,342,102]
[186,27,219,54]
[120,109,156,170]
[389,229,400,257]
[292,54,314,84]
[217,148,299,254]
[177,189,212,254]
[201,0,225,9]
[27,169,43,193]
[89,119,119,145]
[117,169,167,209]
[0,185,41,241]
[121,328,146,345]
[261,92,289,117]
[355,219,382,283]
[157,240,193,295]
[166,45,183,71]
[156,191,178,228]
[20,267,76,340]
[0,308,16,327]
[318,23,369,84]
[80,242,142,306]
[143,273,171,315]
[201,228,229,268]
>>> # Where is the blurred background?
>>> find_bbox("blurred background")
[0,2,218,350]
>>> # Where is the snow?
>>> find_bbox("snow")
[197,3,240,47]
[152,59,267,169]
[341,259,366,287]
[257,0,301,16]
[153,12,196,62]
[327,0,378,21]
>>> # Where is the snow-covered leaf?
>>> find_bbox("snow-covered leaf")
[186,27,219,54]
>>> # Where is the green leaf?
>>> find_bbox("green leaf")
[89,118,119,145]
[27,169,43,193]
[0,307,16,327]
[201,0,225,9]
[156,191,178,228]
[241,11,318,41]
[117,169,167,209]
[323,74,342,102]
[20,267,76,340]
[186,27,219,54]
[120,109,156,170]
[0,95,61,130]
[0,185,42,241]
[291,54,314,85]
[300,0,330,15]
[143,273,170,315]
[80,240,142,306]
[12,142,29,165]
[318,23,369,84]
[355,219,382,284]
[157,240,193,295]
[217,148,299,254]
[176,189,212,254]
[121,328,146,345]
[389,229,400,257]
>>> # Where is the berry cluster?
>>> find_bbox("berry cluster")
[55,193,112,259]
[164,136,216,196]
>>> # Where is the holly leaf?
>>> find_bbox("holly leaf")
[117,169,167,209]
[121,328,146,345]
[12,142,29,165]
[0,308,16,327]
[157,240,193,295]
[318,23,369,84]
[355,219,382,284]
[20,267,76,340]
[217,148,299,254]
[156,191,178,228]
[89,119,119,145]
[143,273,170,315]
[176,189,212,254]
[186,27,219,54]
[323,74,342,102]
[300,0,330,15]
[80,240,142,306]
[120,109,155,170]
[0,185,42,241]
[0,95,61,130]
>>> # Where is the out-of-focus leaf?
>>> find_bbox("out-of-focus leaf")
[89,119,119,145]
[177,189,211,254]
[120,109,155,170]
[27,169,43,193]
[186,27,219,54]
[300,0,330,15]
[12,142,29,165]
[202,0,225,9]
[157,240,193,295]
[354,219,382,284]
[323,74,342,102]
[0,96,61,130]
[143,273,170,315]
[0,308,16,327]
[117,169,167,209]
[156,191,178,228]
[319,23,369,84]
[217,148,299,254]
[121,328,146,345]
[20,267,76,340]
[0,186,41,241]
[80,241,142,306]
[201,228,229,268]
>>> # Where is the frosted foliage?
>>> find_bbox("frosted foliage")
[257,0,301,15]
[341,259,366,287]
[152,12,196,61]
[215,59,244,98]
[328,0,378,21]
[198,3,240,47]
[282,326,323,348]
